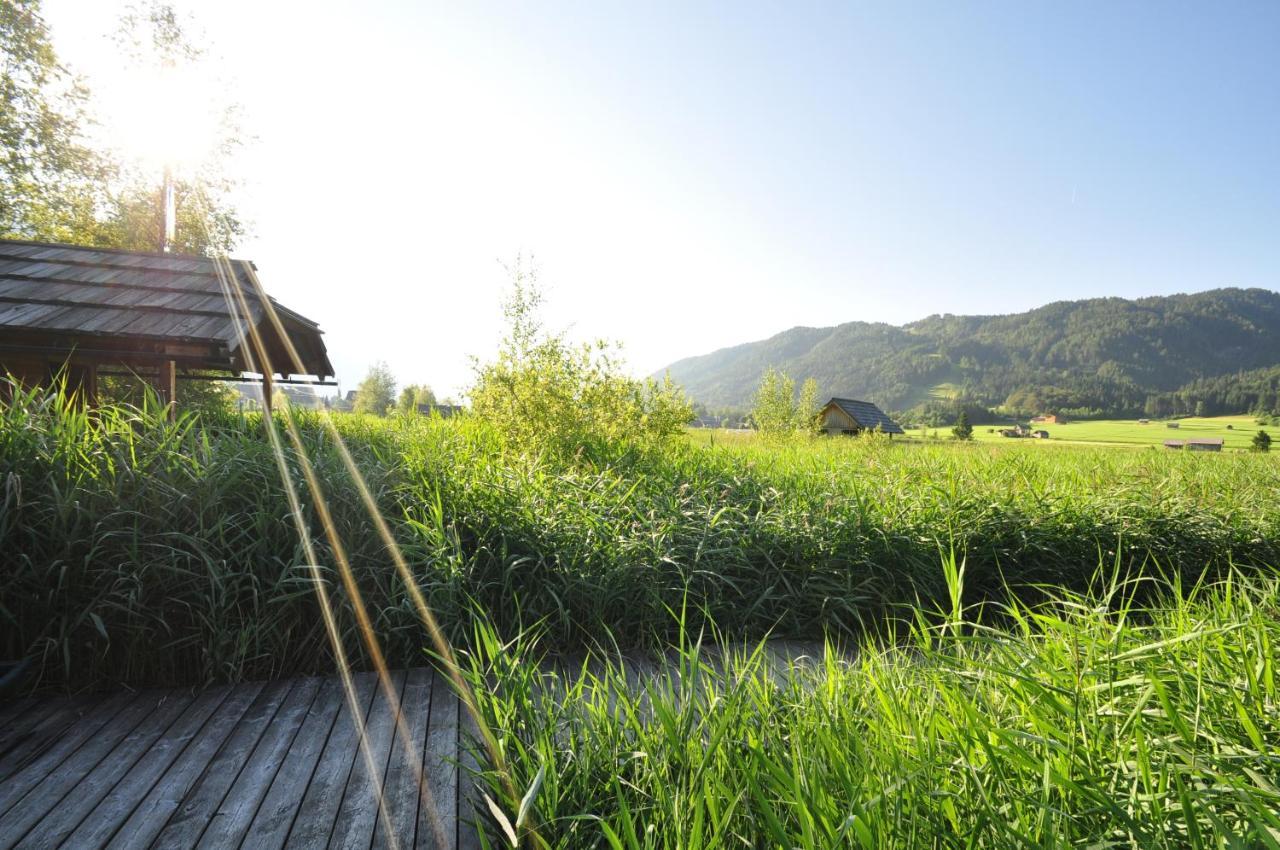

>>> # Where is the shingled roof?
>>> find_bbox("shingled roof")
[0,238,332,379]
[823,397,904,434]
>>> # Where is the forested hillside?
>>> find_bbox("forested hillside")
[660,288,1280,419]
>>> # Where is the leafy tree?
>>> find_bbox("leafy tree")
[1253,429,1271,453]
[750,368,820,438]
[1,1,243,253]
[0,0,110,241]
[796,378,819,432]
[101,1,244,253]
[952,410,973,441]
[469,257,692,459]
[751,368,797,438]
[396,383,437,415]
[353,362,396,416]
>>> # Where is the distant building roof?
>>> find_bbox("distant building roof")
[416,403,462,418]
[0,238,332,379]
[1187,438,1224,447]
[823,397,904,434]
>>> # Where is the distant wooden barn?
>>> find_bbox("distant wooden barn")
[416,403,463,418]
[818,397,904,436]
[0,238,332,412]
[1165,438,1224,452]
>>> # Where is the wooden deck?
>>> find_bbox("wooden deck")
[0,669,482,849]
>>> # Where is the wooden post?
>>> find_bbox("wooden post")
[84,364,97,407]
[157,360,176,421]
[262,371,273,415]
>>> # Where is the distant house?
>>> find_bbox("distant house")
[416,403,462,418]
[818,398,904,436]
[1166,422,1180,429]
[1032,429,1050,439]
[690,415,722,429]
[1138,419,1150,425]
[1030,414,1060,424]
[999,424,1031,438]
[328,390,358,412]
[1165,438,1223,451]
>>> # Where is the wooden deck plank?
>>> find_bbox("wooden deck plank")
[149,679,295,848]
[327,671,408,850]
[0,692,135,819]
[372,667,434,850]
[282,671,379,850]
[194,677,322,849]
[456,710,484,850]
[13,691,198,850]
[0,697,36,726]
[103,682,264,850]
[0,698,42,757]
[241,677,347,850]
[0,695,100,783]
[0,669,463,850]
[60,686,232,849]
[0,691,164,850]
[417,671,458,850]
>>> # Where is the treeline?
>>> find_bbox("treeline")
[1151,366,1280,419]
[662,288,1280,420]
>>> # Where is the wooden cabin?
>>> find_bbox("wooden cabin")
[1166,438,1224,452]
[818,397,904,436]
[0,238,333,413]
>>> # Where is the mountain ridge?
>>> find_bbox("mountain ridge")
[657,287,1280,418]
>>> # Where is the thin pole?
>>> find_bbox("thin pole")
[162,165,176,253]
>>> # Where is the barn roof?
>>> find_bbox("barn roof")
[0,238,332,379]
[824,397,904,434]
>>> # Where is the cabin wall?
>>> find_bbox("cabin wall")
[0,355,97,403]
[820,406,859,435]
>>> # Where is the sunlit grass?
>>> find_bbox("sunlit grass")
[3,386,1280,691]
[461,565,1280,848]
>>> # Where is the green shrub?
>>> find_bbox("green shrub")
[468,259,692,460]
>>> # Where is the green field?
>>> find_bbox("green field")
[908,413,1268,449]
[4,391,1280,845]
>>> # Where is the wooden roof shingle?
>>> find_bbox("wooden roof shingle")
[0,238,332,378]
[825,397,905,434]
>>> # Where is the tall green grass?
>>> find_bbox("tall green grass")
[2,387,1279,690]
[460,567,1280,848]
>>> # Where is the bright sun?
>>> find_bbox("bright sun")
[98,62,226,177]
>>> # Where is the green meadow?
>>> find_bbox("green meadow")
[905,413,1266,449]
[3,390,1279,845]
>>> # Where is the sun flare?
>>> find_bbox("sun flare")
[96,62,226,177]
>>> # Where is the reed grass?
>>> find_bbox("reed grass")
[459,565,1280,848]
[2,386,1278,691]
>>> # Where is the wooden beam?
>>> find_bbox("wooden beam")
[262,371,273,415]
[156,360,176,421]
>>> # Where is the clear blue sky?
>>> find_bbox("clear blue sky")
[45,1,1280,395]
